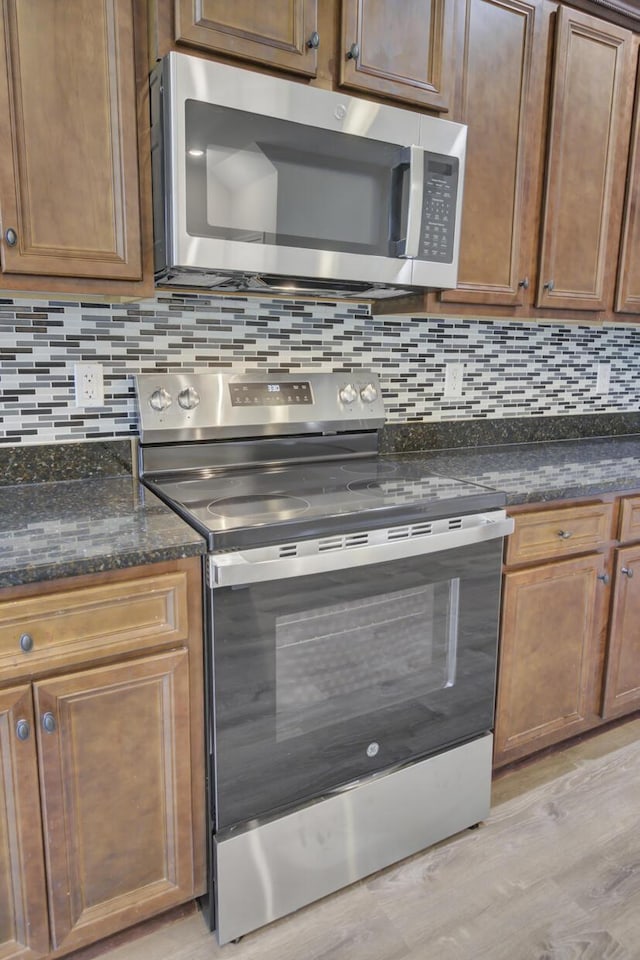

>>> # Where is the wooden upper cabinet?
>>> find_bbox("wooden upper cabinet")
[441,0,548,306]
[175,0,320,77]
[339,0,457,110]
[0,0,144,283]
[536,7,635,311]
[0,685,49,960]
[615,46,640,314]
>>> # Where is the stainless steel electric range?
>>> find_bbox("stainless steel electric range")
[134,370,513,945]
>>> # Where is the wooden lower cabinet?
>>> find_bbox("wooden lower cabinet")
[0,685,49,960]
[0,560,204,960]
[602,543,640,718]
[494,552,608,766]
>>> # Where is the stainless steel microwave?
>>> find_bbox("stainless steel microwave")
[151,53,467,300]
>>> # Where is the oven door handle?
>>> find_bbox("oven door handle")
[208,512,514,587]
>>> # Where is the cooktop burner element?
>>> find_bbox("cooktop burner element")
[207,494,310,520]
[339,461,399,477]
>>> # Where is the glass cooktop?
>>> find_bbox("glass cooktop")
[146,456,505,550]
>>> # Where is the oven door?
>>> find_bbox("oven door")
[207,514,512,830]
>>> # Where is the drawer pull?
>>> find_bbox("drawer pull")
[19,633,33,652]
[621,566,634,578]
[557,530,573,539]
[16,719,30,741]
[597,572,610,584]
[42,712,57,734]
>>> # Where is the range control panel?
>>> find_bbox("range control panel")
[418,153,458,264]
[135,370,385,444]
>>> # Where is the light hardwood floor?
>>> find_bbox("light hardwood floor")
[81,719,640,960]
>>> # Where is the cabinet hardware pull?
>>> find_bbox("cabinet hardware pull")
[518,277,529,289]
[597,573,610,584]
[347,42,360,60]
[621,566,634,578]
[19,632,33,652]
[42,712,57,733]
[557,530,573,539]
[5,227,17,246]
[16,719,30,741]
[306,31,320,48]
[543,279,554,292]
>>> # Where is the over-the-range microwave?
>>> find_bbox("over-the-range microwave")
[151,52,467,300]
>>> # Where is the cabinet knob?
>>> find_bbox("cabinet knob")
[621,566,634,578]
[543,279,555,292]
[597,572,610,584]
[347,42,360,61]
[19,632,33,652]
[306,31,320,48]
[42,712,57,733]
[557,530,573,539]
[518,277,529,290]
[5,227,17,246]
[16,719,31,741]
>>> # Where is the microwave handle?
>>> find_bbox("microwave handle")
[389,145,425,259]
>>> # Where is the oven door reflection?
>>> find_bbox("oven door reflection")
[209,537,502,830]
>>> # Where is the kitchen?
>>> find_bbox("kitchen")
[3,0,640,958]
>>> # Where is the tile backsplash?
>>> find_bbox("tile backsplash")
[2,293,640,445]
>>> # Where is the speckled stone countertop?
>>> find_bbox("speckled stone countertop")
[4,423,640,588]
[0,476,206,589]
[395,435,640,506]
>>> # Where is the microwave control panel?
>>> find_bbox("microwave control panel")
[419,154,459,264]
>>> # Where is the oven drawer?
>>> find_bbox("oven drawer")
[0,572,190,682]
[505,502,614,565]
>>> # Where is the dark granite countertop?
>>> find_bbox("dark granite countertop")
[394,435,640,506]
[0,476,206,589]
[4,428,640,589]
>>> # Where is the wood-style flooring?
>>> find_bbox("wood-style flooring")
[79,719,640,960]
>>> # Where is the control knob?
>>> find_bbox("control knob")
[360,382,378,404]
[178,386,200,410]
[149,387,172,411]
[339,383,358,404]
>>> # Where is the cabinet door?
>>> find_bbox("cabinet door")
[494,553,608,767]
[176,0,319,77]
[536,7,634,311]
[602,544,640,718]
[0,0,143,281]
[441,0,548,306]
[0,685,49,960]
[615,51,640,314]
[34,650,195,955]
[339,0,457,111]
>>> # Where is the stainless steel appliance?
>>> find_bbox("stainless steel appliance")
[150,54,467,299]
[135,370,512,945]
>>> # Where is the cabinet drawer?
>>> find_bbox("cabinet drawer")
[618,496,640,544]
[0,572,190,682]
[505,503,614,565]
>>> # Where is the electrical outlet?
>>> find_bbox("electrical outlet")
[444,362,464,398]
[595,362,611,396]
[74,363,104,407]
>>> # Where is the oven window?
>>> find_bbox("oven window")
[275,580,459,741]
